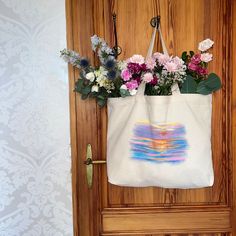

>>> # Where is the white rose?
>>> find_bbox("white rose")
[129,89,137,96]
[198,39,214,52]
[91,85,99,92]
[120,84,127,90]
[85,72,95,82]
[200,53,213,62]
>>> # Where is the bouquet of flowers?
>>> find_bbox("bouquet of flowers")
[60,36,221,106]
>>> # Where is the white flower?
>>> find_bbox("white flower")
[91,85,99,92]
[198,39,214,52]
[128,54,145,64]
[200,53,213,62]
[96,75,106,85]
[129,89,137,96]
[117,61,127,70]
[85,72,95,82]
[120,84,127,90]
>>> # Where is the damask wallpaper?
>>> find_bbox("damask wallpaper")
[0,0,73,235]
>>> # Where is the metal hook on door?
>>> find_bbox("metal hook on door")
[112,13,122,58]
[150,15,161,28]
[84,144,106,188]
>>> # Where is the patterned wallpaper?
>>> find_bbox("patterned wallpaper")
[0,0,73,235]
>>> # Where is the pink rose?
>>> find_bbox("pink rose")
[145,57,156,69]
[191,54,201,64]
[142,72,154,83]
[188,62,199,71]
[126,80,139,90]
[197,67,208,76]
[164,61,178,72]
[200,53,213,63]
[128,54,145,65]
[121,69,132,81]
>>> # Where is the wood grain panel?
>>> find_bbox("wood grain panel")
[66,0,102,235]
[102,208,231,234]
[231,0,236,234]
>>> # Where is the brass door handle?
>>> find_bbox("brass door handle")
[84,144,106,188]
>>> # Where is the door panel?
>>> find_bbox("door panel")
[66,0,235,235]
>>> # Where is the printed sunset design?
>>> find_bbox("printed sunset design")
[131,122,188,163]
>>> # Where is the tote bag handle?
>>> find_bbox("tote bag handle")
[136,24,180,96]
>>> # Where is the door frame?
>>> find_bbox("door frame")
[65,0,236,234]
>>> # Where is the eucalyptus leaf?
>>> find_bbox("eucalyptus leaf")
[81,86,91,95]
[97,98,106,107]
[180,75,197,93]
[120,89,130,97]
[75,79,84,92]
[197,73,221,95]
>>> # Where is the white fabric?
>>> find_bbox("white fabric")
[107,25,214,189]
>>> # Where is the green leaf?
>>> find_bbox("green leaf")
[180,75,197,93]
[120,89,130,97]
[75,79,84,92]
[81,86,91,95]
[190,51,195,57]
[197,73,221,95]
[181,51,187,60]
[97,98,106,107]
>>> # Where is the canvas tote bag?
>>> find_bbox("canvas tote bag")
[107,25,214,189]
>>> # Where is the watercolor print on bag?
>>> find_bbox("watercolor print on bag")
[131,121,189,163]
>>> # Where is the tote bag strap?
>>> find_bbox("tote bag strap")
[136,24,180,96]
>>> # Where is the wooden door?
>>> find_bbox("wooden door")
[66,0,236,235]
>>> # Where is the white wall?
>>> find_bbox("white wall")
[0,1,73,235]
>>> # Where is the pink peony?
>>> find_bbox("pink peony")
[191,54,201,64]
[145,57,156,70]
[121,69,132,81]
[188,62,199,71]
[153,52,170,65]
[126,80,139,90]
[164,61,178,72]
[142,72,154,83]
[200,53,213,63]
[128,54,145,65]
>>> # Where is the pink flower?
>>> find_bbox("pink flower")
[145,57,156,69]
[188,62,199,71]
[128,54,145,65]
[197,67,208,75]
[142,72,154,83]
[164,61,178,72]
[191,54,201,64]
[121,69,132,81]
[153,52,170,65]
[126,80,139,90]
[172,56,184,69]
[200,53,213,63]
